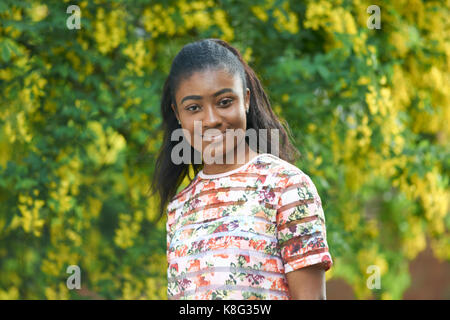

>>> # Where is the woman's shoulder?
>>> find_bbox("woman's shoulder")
[250,153,307,178]
[250,153,319,193]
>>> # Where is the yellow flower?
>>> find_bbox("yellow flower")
[0,287,20,300]
[307,123,317,133]
[0,69,13,81]
[196,11,213,31]
[123,40,147,76]
[373,255,388,276]
[94,8,126,54]
[213,10,234,41]
[365,219,379,238]
[243,47,253,63]
[273,2,299,34]
[30,4,48,22]
[358,76,370,85]
[251,6,268,22]
[343,11,357,35]
[17,195,45,237]
[114,212,142,249]
[353,33,368,55]
[381,292,392,300]
[86,121,126,166]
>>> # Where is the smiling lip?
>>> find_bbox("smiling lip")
[202,131,227,141]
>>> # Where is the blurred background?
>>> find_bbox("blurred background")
[0,0,448,300]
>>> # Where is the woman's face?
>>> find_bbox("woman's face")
[171,68,250,162]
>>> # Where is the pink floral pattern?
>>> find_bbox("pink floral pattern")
[166,153,333,300]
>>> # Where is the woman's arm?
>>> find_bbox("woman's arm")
[285,263,327,300]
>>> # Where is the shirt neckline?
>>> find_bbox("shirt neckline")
[198,153,270,179]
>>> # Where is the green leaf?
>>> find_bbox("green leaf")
[1,41,11,62]
[317,65,330,79]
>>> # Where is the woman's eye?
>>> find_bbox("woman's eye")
[186,105,199,111]
[219,98,233,107]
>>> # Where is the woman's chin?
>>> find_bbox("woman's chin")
[201,145,229,163]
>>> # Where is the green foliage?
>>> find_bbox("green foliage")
[0,0,448,300]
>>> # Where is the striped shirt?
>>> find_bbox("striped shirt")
[166,153,333,300]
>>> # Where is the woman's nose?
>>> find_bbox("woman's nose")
[202,104,222,127]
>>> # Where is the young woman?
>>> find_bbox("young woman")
[150,38,333,300]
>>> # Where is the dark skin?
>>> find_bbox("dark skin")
[286,263,327,300]
[171,68,327,299]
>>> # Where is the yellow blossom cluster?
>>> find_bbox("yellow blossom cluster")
[384,2,450,144]
[1,67,47,144]
[94,8,126,55]
[251,0,299,34]
[251,6,269,22]
[114,210,144,249]
[213,9,234,42]
[48,155,82,215]
[304,0,357,38]
[123,39,147,77]
[411,66,450,139]
[3,111,32,144]
[391,65,412,110]
[341,201,361,232]
[0,7,22,38]
[86,121,127,166]
[430,235,450,261]
[273,1,299,34]
[402,215,427,260]
[41,244,81,278]
[353,32,369,55]
[242,47,253,63]
[9,192,45,237]
[0,287,20,300]
[142,1,222,39]
[357,247,388,277]
[28,3,48,22]
[405,170,448,236]
[44,283,70,300]
[119,254,167,299]
[142,4,177,38]
[365,84,406,157]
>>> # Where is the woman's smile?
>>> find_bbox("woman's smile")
[202,130,226,141]
[205,133,224,141]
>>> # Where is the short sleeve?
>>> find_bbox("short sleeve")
[276,172,333,273]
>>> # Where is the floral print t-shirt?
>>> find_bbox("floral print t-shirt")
[166,153,333,300]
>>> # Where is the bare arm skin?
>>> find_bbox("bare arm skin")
[285,263,327,300]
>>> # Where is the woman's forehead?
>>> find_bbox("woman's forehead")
[176,69,242,96]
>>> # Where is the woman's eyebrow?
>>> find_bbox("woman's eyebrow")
[180,88,235,104]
